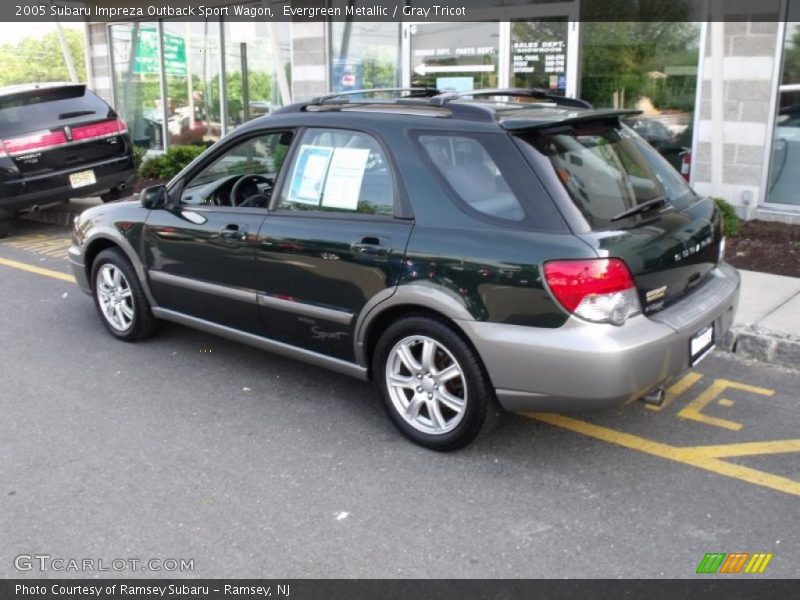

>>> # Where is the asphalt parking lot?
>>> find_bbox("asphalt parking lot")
[1,219,798,578]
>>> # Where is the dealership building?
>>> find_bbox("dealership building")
[80,0,800,222]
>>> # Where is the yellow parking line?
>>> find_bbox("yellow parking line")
[526,413,800,497]
[689,439,800,458]
[0,256,76,283]
[677,378,775,431]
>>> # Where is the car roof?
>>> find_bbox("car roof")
[269,88,641,132]
[0,82,86,99]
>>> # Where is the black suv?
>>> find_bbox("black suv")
[69,88,739,450]
[0,83,136,238]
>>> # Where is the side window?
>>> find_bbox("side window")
[180,131,293,208]
[417,133,526,222]
[276,128,394,216]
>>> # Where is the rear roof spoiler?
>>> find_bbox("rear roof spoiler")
[499,108,643,131]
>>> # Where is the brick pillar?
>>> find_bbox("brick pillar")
[692,21,780,219]
[86,22,113,105]
[291,22,328,101]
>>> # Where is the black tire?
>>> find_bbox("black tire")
[0,219,10,239]
[372,314,501,451]
[90,248,158,342]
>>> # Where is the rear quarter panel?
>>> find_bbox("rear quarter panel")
[383,122,597,328]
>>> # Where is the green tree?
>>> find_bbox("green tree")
[782,24,800,85]
[210,70,273,124]
[0,29,85,86]
[580,21,699,109]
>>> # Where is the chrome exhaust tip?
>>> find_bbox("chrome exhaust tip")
[640,388,665,406]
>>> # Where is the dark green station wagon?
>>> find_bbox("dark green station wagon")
[69,88,739,450]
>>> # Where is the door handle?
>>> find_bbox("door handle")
[220,223,248,241]
[351,236,390,256]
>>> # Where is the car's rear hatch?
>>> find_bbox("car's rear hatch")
[0,84,128,177]
[511,112,723,315]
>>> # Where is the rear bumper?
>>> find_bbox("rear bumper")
[0,158,135,217]
[459,262,740,412]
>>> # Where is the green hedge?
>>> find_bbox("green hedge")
[713,198,742,238]
[137,145,206,180]
[132,145,147,172]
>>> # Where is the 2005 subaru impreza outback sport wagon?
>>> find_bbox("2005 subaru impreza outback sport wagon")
[69,88,740,450]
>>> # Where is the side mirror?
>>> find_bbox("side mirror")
[140,185,167,209]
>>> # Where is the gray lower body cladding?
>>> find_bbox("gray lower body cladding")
[71,233,740,415]
[459,263,740,412]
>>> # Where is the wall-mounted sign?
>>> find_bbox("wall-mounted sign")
[332,58,363,92]
[132,25,187,78]
[510,20,569,92]
[512,40,566,78]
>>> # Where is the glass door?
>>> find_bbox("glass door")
[509,19,571,96]
[401,1,579,96]
[404,22,501,92]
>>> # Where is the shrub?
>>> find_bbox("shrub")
[137,145,206,180]
[132,145,147,171]
[713,198,742,237]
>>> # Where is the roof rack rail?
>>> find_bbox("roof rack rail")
[429,88,592,109]
[310,87,441,104]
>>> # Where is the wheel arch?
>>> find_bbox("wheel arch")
[355,284,478,380]
[83,231,157,307]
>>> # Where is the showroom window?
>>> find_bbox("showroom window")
[579,22,701,174]
[409,22,499,91]
[161,21,222,146]
[510,18,569,94]
[225,21,292,122]
[110,16,290,151]
[329,9,400,92]
[110,23,165,150]
[767,15,800,206]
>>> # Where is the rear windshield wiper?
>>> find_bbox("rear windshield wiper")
[610,195,669,222]
[58,110,95,119]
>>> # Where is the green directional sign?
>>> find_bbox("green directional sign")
[132,25,187,77]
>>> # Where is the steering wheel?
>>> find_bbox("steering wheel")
[231,174,271,207]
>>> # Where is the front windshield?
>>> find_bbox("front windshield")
[519,123,694,230]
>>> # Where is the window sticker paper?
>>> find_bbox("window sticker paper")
[321,147,371,210]
[286,145,333,205]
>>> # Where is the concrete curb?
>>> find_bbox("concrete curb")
[722,326,800,370]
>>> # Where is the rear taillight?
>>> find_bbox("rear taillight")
[680,150,691,181]
[2,130,68,154]
[71,118,126,142]
[543,258,641,326]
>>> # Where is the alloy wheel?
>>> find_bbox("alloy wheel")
[95,263,134,332]
[385,335,468,435]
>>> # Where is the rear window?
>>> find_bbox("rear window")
[414,131,564,230]
[419,134,525,222]
[0,86,112,137]
[518,123,695,230]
